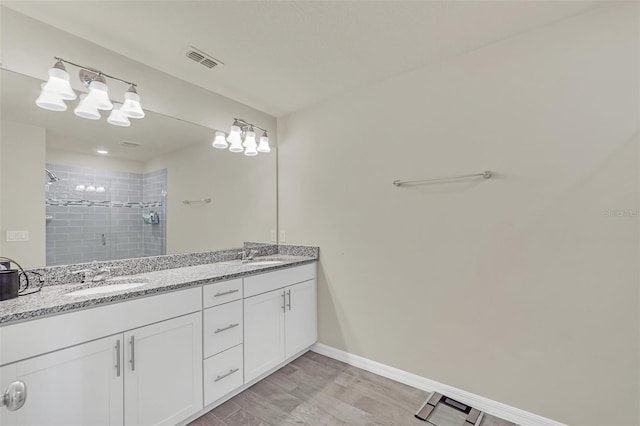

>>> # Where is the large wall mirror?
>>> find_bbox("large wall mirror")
[0,69,277,268]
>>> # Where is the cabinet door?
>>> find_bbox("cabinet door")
[285,279,318,359]
[244,289,286,383]
[0,335,123,426]
[124,312,202,426]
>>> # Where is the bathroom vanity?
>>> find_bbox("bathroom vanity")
[0,253,317,426]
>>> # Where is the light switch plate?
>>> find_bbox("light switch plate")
[279,230,286,243]
[270,230,277,242]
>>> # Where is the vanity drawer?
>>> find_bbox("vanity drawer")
[204,344,244,407]
[203,300,243,358]
[244,263,316,297]
[203,278,243,308]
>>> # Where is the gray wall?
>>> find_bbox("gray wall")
[278,4,639,426]
[45,163,167,266]
[0,121,46,267]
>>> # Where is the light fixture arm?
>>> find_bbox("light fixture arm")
[234,118,268,135]
[54,57,138,87]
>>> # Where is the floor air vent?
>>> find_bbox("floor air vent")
[185,47,224,69]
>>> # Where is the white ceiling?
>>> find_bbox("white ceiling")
[3,1,603,117]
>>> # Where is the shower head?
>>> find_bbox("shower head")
[45,169,60,184]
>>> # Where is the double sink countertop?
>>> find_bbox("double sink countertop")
[0,255,316,326]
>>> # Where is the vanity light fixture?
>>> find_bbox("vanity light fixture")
[35,60,76,111]
[36,57,144,126]
[212,131,228,149]
[96,149,109,155]
[74,94,101,120]
[107,103,131,127]
[36,83,68,111]
[213,118,271,156]
[257,131,271,153]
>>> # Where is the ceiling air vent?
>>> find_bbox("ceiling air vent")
[185,47,224,69]
[119,140,141,148]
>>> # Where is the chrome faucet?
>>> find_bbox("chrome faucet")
[71,261,110,283]
[239,249,258,263]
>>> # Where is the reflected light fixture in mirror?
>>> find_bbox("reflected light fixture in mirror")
[258,131,271,153]
[243,127,258,157]
[215,118,270,156]
[36,57,144,126]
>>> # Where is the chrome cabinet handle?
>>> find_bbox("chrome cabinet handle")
[282,291,286,312]
[0,381,27,411]
[214,368,239,383]
[213,289,239,297]
[287,289,291,311]
[115,339,121,377]
[130,336,135,371]
[214,323,240,334]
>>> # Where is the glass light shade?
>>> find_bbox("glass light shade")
[42,67,77,100]
[229,138,244,153]
[212,131,228,149]
[74,94,101,120]
[85,80,113,110]
[107,103,131,127]
[96,186,105,193]
[120,91,145,118]
[75,184,86,191]
[242,130,256,148]
[227,125,242,144]
[35,89,67,111]
[244,143,258,156]
[86,185,96,192]
[257,135,271,153]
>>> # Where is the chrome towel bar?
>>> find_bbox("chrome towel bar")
[393,170,492,187]
[182,198,212,205]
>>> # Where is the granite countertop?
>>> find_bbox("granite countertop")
[0,255,316,326]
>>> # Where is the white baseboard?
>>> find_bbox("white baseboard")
[311,343,565,426]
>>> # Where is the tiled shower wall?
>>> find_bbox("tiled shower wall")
[45,164,167,266]
[142,169,167,257]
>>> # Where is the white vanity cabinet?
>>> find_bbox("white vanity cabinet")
[0,261,317,426]
[0,287,202,426]
[0,335,123,426]
[243,263,317,383]
[201,279,244,407]
[124,312,202,426]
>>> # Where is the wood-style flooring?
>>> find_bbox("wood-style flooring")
[188,351,515,426]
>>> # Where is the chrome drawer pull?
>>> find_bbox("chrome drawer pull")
[214,368,239,382]
[213,289,239,297]
[214,323,240,334]
[130,336,135,371]
[115,339,121,377]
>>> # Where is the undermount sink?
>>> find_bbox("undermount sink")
[248,260,283,266]
[66,282,146,297]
